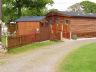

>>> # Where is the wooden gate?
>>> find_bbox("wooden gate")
[39,27,51,41]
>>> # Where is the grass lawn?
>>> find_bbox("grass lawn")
[0,60,6,65]
[8,40,61,54]
[57,42,96,72]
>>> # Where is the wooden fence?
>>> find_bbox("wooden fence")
[50,32,61,40]
[8,32,50,48]
[7,26,62,48]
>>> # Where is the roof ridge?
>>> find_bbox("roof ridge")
[15,16,45,22]
[53,11,96,18]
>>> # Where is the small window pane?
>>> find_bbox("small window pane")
[66,20,70,24]
[49,20,53,25]
[40,23,44,27]
[62,20,65,25]
[56,20,59,24]
[63,19,70,24]
[56,20,59,26]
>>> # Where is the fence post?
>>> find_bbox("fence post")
[19,36,21,45]
[35,32,36,42]
[60,31,63,40]
[70,32,72,40]
[5,36,8,48]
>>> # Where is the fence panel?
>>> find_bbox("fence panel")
[8,30,51,48]
[8,36,21,48]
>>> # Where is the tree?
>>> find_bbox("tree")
[0,0,2,19]
[80,1,96,13]
[48,8,58,12]
[67,3,83,13]
[67,1,96,13]
[0,0,2,41]
[3,0,53,22]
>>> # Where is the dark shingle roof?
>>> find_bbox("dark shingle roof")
[50,11,96,18]
[15,16,45,22]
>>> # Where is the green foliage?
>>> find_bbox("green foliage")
[68,1,96,13]
[1,36,7,46]
[80,1,96,13]
[57,43,96,72]
[48,8,58,12]
[3,0,54,22]
[71,34,78,40]
[0,0,2,19]
[68,3,83,13]
[0,60,6,65]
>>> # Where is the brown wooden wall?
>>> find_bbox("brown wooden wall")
[16,21,40,36]
[70,18,96,37]
[70,18,96,33]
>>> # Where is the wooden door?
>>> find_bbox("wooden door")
[63,24,70,39]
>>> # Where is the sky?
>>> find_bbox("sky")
[48,0,96,11]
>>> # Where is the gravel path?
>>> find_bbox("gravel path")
[0,38,96,72]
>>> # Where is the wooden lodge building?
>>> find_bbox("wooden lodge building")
[8,11,96,40]
[46,11,96,39]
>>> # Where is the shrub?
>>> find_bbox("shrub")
[72,34,78,40]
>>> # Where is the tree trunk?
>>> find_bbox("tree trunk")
[0,0,2,41]
[0,0,2,19]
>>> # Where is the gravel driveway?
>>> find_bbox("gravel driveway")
[0,38,96,72]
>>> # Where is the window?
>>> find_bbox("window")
[66,20,70,24]
[65,20,70,24]
[49,20,53,25]
[63,19,70,25]
[56,19,60,26]
[40,23,44,27]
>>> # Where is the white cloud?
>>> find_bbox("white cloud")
[48,0,96,11]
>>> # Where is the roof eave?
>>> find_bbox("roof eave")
[69,16,96,18]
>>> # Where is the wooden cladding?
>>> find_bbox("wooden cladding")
[70,18,96,33]
[72,32,96,38]
[17,22,40,36]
